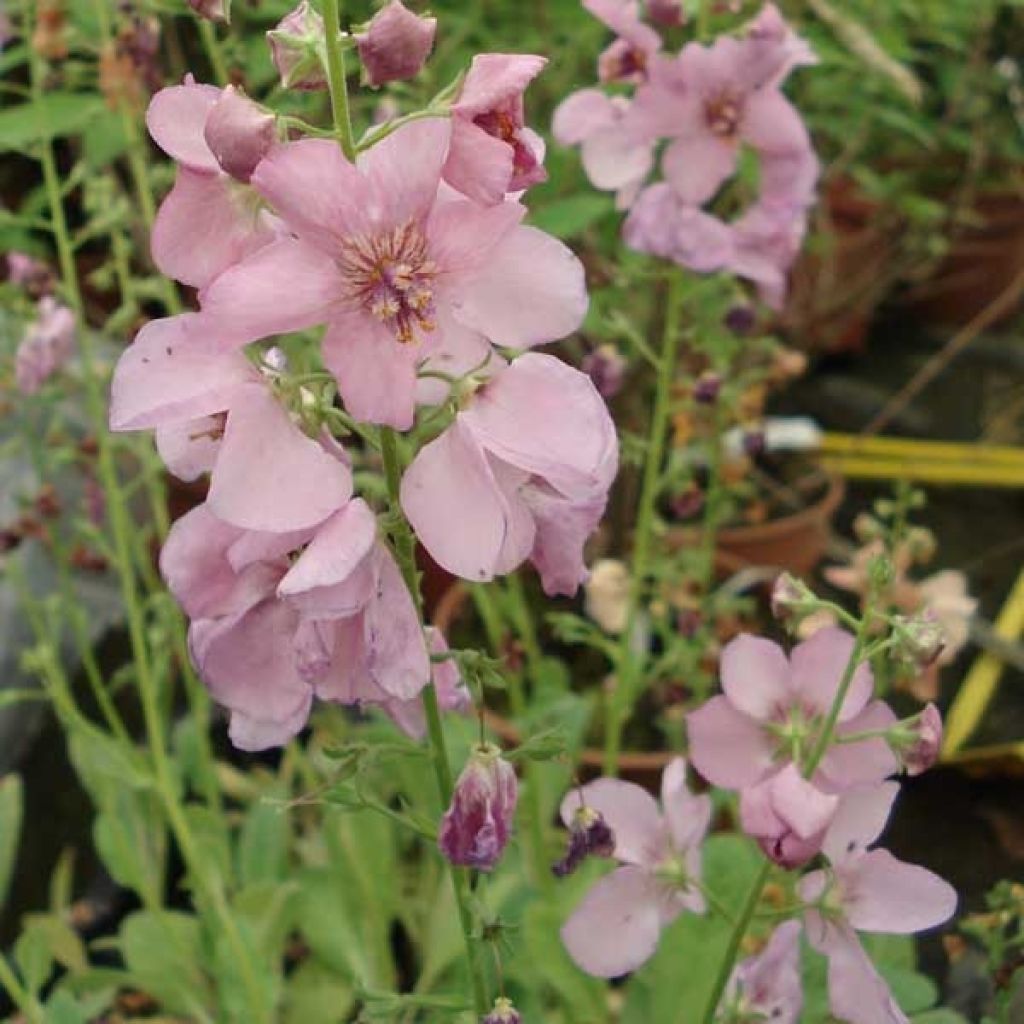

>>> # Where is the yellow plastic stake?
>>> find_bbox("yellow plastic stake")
[942,570,1024,758]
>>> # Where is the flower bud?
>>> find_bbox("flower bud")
[906,526,937,565]
[584,558,629,635]
[672,484,704,520]
[581,344,627,399]
[355,0,436,88]
[892,610,946,671]
[6,252,53,296]
[724,304,756,335]
[267,1,327,91]
[693,371,721,404]
[742,429,766,458]
[770,571,817,628]
[483,997,522,1024]
[188,0,229,23]
[902,703,943,776]
[646,0,684,26]
[438,743,517,871]
[15,298,76,395]
[552,804,615,877]
[203,86,275,183]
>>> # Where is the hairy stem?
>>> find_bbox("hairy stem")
[321,0,357,161]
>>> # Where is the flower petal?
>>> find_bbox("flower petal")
[146,81,221,172]
[155,417,221,481]
[662,134,738,205]
[567,777,664,866]
[449,225,588,348]
[789,627,873,722]
[561,865,663,978]
[821,782,900,864]
[660,757,712,851]
[442,118,515,206]
[687,695,775,788]
[719,633,791,721]
[552,88,618,145]
[209,385,353,532]
[817,701,899,791]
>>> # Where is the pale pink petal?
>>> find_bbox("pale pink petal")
[229,700,312,751]
[109,314,254,431]
[552,88,617,145]
[818,701,899,791]
[767,764,839,838]
[840,849,957,934]
[322,312,420,430]
[561,865,663,978]
[660,757,712,851]
[277,498,377,613]
[522,487,602,597]
[662,134,738,205]
[152,168,275,290]
[581,123,653,191]
[203,86,275,183]
[416,303,492,406]
[741,90,811,155]
[442,118,515,206]
[462,353,617,500]
[363,544,431,699]
[453,54,547,118]
[226,526,316,573]
[401,421,508,582]
[357,118,450,228]
[449,225,588,348]
[488,459,537,577]
[565,777,665,866]
[719,634,791,721]
[208,385,353,532]
[426,195,524,272]
[789,627,873,722]
[821,782,900,864]
[687,696,775,788]
[251,138,372,251]
[155,416,221,481]
[584,0,661,52]
[146,81,220,172]
[198,236,343,346]
[805,919,908,1024]
[730,919,803,1023]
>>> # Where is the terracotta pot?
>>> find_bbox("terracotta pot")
[781,178,901,354]
[899,190,1024,327]
[665,473,845,579]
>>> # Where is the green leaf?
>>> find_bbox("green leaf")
[20,914,87,975]
[15,922,53,996]
[0,775,23,912]
[67,730,152,807]
[92,793,164,901]
[911,1011,970,1024]
[238,799,289,886]
[529,194,614,239]
[119,910,213,1018]
[81,110,129,169]
[283,960,354,1024]
[0,94,106,152]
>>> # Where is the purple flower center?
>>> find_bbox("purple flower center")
[704,91,742,137]
[338,221,437,344]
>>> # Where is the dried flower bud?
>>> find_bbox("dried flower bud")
[581,344,627,399]
[724,304,756,335]
[203,86,275,182]
[693,371,721,405]
[552,804,615,877]
[355,0,436,88]
[6,252,54,296]
[268,1,327,91]
[584,558,629,635]
[892,610,946,671]
[438,743,517,871]
[188,0,229,23]
[483,997,521,1024]
[646,0,684,27]
[906,526,937,565]
[901,703,942,776]
[32,0,68,60]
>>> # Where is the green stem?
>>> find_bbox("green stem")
[603,270,686,775]
[698,402,725,597]
[321,0,357,160]
[0,951,44,1024]
[197,17,230,86]
[699,861,772,1024]
[379,429,489,1017]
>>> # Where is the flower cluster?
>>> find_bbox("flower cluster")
[109,8,616,749]
[553,1,818,308]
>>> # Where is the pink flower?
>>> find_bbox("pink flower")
[645,0,683,27]
[902,703,942,776]
[109,314,351,532]
[6,251,53,294]
[355,0,436,87]
[585,0,662,84]
[188,0,228,22]
[559,759,710,977]
[552,90,653,209]
[198,120,586,429]
[799,783,957,1024]
[438,743,518,871]
[443,54,548,205]
[267,2,328,91]
[147,79,278,289]
[400,353,617,596]
[721,920,803,1023]
[687,629,899,855]
[15,298,75,394]
[161,497,432,749]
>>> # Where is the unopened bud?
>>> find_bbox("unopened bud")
[267,1,327,91]
[770,572,818,631]
[853,513,882,542]
[584,558,629,634]
[188,0,229,23]
[901,703,943,776]
[724,304,756,335]
[672,484,704,520]
[581,344,627,399]
[694,372,721,404]
[906,526,937,565]
[742,430,766,458]
[355,0,436,87]
[552,804,615,877]
[438,743,518,871]
[483,997,522,1024]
